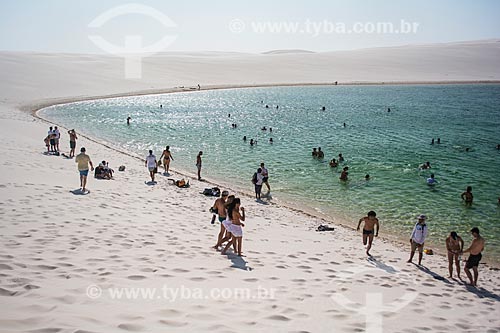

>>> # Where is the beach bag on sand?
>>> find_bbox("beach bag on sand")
[118,165,126,171]
[202,187,220,196]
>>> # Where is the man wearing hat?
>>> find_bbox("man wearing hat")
[407,214,428,265]
[462,227,485,287]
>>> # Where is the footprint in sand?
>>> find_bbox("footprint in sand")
[117,323,144,331]
[127,275,147,281]
[266,315,291,321]
[158,320,188,327]
[0,287,17,296]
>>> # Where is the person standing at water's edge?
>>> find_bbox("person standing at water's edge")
[196,151,203,180]
[68,129,77,158]
[145,150,157,183]
[462,227,485,287]
[75,147,94,193]
[356,211,379,256]
[445,231,464,279]
[407,214,428,265]
[260,162,270,192]
[159,146,174,174]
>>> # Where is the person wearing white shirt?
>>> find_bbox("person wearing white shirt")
[54,126,61,152]
[407,214,428,265]
[145,150,157,183]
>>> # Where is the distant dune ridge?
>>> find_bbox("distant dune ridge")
[1,39,499,105]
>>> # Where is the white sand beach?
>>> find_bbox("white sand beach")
[1,40,500,333]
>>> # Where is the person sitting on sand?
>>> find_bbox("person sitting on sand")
[329,158,338,167]
[94,163,105,179]
[461,186,473,205]
[340,166,349,181]
[445,231,464,279]
[357,211,379,256]
[103,161,114,179]
[222,198,245,256]
[462,227,485,287]
[407,214,428,265]
[159,145,174,174]
[212,190,229,249]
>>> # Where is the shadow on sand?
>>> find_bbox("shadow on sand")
[70,188,90,195]
[225,253,252,271]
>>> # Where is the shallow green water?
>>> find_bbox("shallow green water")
[41,85,500,259]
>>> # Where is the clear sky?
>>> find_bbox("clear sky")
[1,0,499,54]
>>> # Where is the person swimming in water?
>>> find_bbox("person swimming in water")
[427,173,437,185]
[461,186,473,205]
[340,166,349,181]
[329,158,338,167]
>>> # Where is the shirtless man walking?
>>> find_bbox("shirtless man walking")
[357,211,379,256]
[462,227,485,287]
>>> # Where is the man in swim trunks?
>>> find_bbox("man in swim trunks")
[407,214,428,265]
[75,147,94,192]
[212,190,229,249]
[357,211,379,256]
[462,227,485,287]
[68,129,78,158]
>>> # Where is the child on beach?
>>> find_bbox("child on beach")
[356,211,379,256]
[222,198,245,256]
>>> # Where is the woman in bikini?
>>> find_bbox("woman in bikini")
[445,231,464,279]
[222,198,245,256]
[159,146,174,174]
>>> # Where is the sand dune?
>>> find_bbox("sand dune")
[0,40,499,332]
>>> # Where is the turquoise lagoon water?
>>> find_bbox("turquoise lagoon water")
[40,85,500,260]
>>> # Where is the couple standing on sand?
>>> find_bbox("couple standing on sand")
[212,192,246,256]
